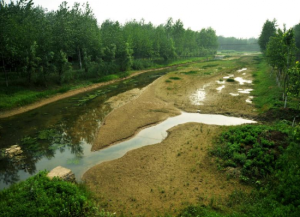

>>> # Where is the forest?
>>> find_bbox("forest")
[0,0,219,88]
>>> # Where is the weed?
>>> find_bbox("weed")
[226,78,235,82]
[183,71,198,75]
[169,77,181,80]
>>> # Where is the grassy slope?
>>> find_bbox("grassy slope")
[177,57,300,217]
[0,57,206,112]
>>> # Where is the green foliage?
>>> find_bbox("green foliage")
[211,124,289,180]
[0,171,99,217]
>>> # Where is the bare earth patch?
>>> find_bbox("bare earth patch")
[84,123,251,216]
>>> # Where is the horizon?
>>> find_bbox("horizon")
[4,0,300,39]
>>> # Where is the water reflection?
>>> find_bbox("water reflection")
[0,68,174,189]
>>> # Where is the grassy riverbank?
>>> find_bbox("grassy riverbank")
[171,57,300,217]
[0,57,206,112]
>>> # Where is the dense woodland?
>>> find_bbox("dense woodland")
[0,0,219,87]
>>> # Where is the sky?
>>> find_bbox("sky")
[5,0,300,38]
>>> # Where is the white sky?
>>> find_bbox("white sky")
[5,0,300,38]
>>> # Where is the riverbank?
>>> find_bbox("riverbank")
[83,55,260,215]
[0,57,206,119]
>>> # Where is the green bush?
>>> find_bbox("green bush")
[0,171,99,217]
[211,124,289,180]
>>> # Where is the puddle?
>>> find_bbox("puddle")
[216,80,225,84]
[238,89,253,94]
[234,77,252,85]
[230,93,239,96]
[216,85,225,91]
[0,112,256,189]
[190,84,210,105]
[223,74,234,79]
[237,68,247,73]
[246,96,254,103]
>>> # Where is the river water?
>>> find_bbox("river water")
[0,66,256,190]
[0,68,174,189]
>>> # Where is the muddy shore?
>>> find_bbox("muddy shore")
[83,56,258,215]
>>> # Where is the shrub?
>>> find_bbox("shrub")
[0,171,99,217]
[211,124,289,180]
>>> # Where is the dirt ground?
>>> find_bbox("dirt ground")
[84,55,258,216]
[84,124,251,216]
[92,56,257,151]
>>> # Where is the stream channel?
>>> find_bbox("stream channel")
[0,67,256,190]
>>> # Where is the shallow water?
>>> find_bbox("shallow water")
[234,77,252,85]
[238,89,253,94]
[1,112,256,189]
[237,68,247,73]
[246,96,254,103]
[190,84,210,105]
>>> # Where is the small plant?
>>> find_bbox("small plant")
[169,76,181,80]
[184,71,198,75]
[165,79,172,83]
[226,78,235,82]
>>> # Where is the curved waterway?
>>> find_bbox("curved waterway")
[0,67,175,189]
[0,66,256,190]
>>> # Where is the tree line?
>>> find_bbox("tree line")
[0,0,218,87]
[218,36,260,52]
[259,19,300,121]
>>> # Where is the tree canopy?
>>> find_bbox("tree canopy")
[0,0,218,87]
[258,19,277,53]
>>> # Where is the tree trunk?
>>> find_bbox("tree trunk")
[292,117,296,127]
[78,47,82,70]
[284,95,287,108]
[2,55,8,87]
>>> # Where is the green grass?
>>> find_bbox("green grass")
[251,59,283,112]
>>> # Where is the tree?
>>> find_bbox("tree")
[294,23,300,57]
[266,27,298,107]
[259,19,277,53]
